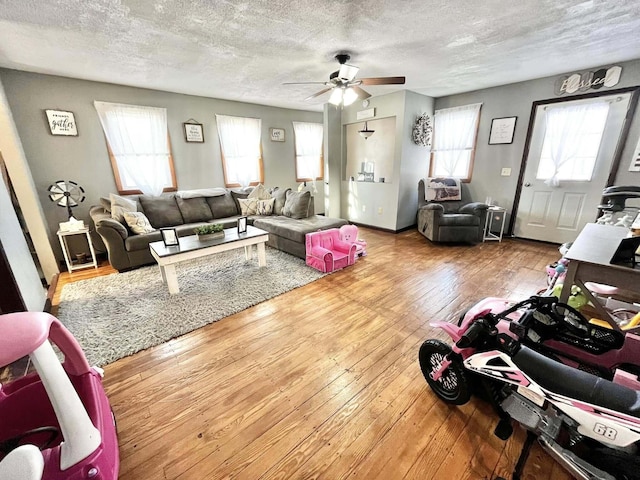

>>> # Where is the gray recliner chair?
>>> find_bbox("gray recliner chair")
[417,178,488,243]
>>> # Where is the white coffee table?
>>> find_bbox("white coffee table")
[149,225,269,294]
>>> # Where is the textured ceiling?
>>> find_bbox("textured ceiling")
[1,0,640,111]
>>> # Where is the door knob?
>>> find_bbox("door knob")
[524,182,531,187]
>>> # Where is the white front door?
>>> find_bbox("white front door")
[515,93,632,244]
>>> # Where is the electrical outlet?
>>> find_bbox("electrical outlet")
[501,168,512,176]
[377,207,383,215]
[362,205,366,212]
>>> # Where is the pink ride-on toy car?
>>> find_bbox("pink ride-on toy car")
[0,312,119,480]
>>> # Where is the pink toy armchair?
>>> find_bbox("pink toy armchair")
[305,228,357,273]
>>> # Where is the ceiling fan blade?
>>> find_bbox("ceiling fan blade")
[360,76,406,85]
[282,81,327,85]
[352,86,371,99]
[338,64,359,82]
[305,87,333,101]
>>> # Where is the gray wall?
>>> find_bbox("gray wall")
[338,89,434,231]
[397,90,435,230]
[0,69,322,261]
[434,58,640,230]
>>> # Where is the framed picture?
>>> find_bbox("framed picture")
[270,128,285,142]
[183,121,204,143]
[160,228,179,247]
[488,117,517,145]
[237,216,248,234]
[45,110,78,136]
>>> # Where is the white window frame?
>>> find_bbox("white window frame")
[536,100,610,186]
[94,101,176,196]
[292,122,324,183]
[430,103,482,182]
[215,114,263,187]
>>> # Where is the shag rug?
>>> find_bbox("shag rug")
[57,248,324,366]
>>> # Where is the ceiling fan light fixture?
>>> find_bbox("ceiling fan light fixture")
[328,88,343,106]
[343,87,358,106]
[359,122,375,139]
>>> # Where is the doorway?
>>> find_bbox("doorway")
[514,90,637,244]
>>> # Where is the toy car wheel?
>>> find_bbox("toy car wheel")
[419,339,471,405]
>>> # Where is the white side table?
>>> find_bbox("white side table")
[483,206,507,242]
[57,228,98,272]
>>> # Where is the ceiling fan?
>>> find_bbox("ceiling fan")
[284,54,405,106]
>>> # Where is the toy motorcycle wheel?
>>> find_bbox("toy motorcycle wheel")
[419,340,471,405]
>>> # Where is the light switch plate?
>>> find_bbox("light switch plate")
[501,168,512,176]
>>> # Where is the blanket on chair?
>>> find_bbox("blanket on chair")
[425,177,461,201]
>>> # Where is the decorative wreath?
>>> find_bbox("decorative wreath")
[412,113,432,147]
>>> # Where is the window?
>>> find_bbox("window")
[430,103,482,182]
[292,122,324,183]
[215,114,263,187]
[94,101,176,196]
[536,101,610,186]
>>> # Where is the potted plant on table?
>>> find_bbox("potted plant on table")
[194,223,225,241]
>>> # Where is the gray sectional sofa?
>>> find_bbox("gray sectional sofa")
[90,186,348,271]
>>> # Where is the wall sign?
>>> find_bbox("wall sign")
[183,121,204,143]
[356,108,375,120]
[488,117,517,145]
[554,65,622,96]
[45,110,78,136]
[270,128,285,142]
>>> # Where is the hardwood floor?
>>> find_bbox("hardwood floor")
[54,228,571,480]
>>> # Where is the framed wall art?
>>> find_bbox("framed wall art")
[488,117,517,145]
[45,110,78,136]
[270,128,285,142]
[183,121,204,143]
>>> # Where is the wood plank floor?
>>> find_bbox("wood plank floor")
[53,228,572,480]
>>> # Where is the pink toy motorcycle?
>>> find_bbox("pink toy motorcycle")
[0,312,119,480]
[419,296,640,479]
[458,295,640,390]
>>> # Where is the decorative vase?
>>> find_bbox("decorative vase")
[196,231,224,242]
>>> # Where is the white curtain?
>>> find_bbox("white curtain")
[292,121,323,192]
[542,102,610,187]
[94,101,170,196]
[432,103,482,176]
[215,114,262,187]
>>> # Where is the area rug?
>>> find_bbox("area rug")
[56,248,324,367]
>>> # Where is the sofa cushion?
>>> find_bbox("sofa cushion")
[238,198,259,216]
[110,193,137,223]
[253,215,347,244]
[176,197,214,223]
[282,190,311,219]
[139,195,184,228]
[230,190,251,214]
[270,187,290,215]
[125,231,163,251]
[123,211,156,234]
[100,197,112,213]
[206,192,238,218]
[256,198,275,216]
[438,214,480,227]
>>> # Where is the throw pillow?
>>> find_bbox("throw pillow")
[110,193,137,223]
[248,183,272,201]
[123,211,155,234]
[100,197,112,213]
[238,198,259,215]
[270,187,291,215]
[230,189,251,214]
[255,198,275,216]
[282,190,311,219]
